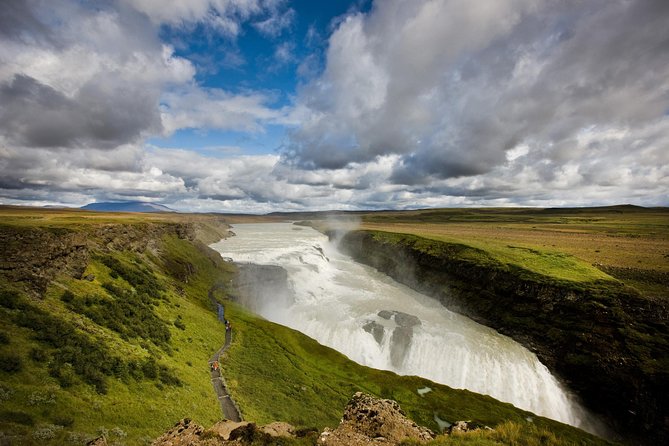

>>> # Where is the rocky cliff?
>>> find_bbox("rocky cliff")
[334,230,669,444]
[318,392,435,446]
[0,213,233,293]
[0,221,197,295]
[233,263,294,313]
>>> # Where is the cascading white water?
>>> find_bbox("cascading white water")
[212,222,600,433]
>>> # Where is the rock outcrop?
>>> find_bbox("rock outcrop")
[151,418,307,446]
[0,222,197,295]
[318,392,435,446]
[0,226,89,293]
[152,393,437,446]
[152,418,205,445]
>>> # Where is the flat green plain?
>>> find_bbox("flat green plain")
[351,206,669,298]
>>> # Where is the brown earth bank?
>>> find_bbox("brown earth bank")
[333,230,669,445]
[0,222,193,295]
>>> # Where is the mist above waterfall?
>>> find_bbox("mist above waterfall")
[212,222,604,435]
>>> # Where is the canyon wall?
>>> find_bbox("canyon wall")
[334,230,668,444]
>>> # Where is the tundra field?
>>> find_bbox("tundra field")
[350,206,669,299]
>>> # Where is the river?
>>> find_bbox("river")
[212,222,600,433]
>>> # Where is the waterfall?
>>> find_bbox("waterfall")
[212,222,601,433]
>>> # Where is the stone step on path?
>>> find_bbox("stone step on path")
[208,328,242,422]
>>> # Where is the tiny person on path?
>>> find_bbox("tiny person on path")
[213,361,219,371]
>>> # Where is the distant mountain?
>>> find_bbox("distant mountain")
[81,201,175,213]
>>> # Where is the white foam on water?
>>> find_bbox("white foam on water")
[212,222,603,434]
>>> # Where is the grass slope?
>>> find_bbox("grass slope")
[0,210,234,445]
[366,230,615,286]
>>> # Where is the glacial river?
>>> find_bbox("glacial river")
[212,222,601,433]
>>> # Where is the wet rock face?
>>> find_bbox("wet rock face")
[312,245,329,261]
[389,326,413,368]
[319,392,435,445]
[363,320,385,344]
[374,310,422,368]
[233,263,294,312]
[378,310,421,329]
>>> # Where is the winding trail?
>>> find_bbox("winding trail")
[208,327,242,422]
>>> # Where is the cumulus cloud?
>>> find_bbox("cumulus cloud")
[284,0,669,205]
[145,149,333,209]
[0,74,162,148]
[0,0,291,150]
[0,143,186,205]
[160,86,284,135]
[137,148,405,212]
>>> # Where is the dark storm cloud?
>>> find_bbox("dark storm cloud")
[390,157,483,186]
[0,0,51,42]
[0,177,28,191]
[0,0,183,153]
[0,75,161,148]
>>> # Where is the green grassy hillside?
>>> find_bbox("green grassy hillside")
[0,210,234,445]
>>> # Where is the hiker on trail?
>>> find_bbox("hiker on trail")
[213,361,219,371]
[225,320,231,332]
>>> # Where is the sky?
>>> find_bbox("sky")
[0,0,668,213]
